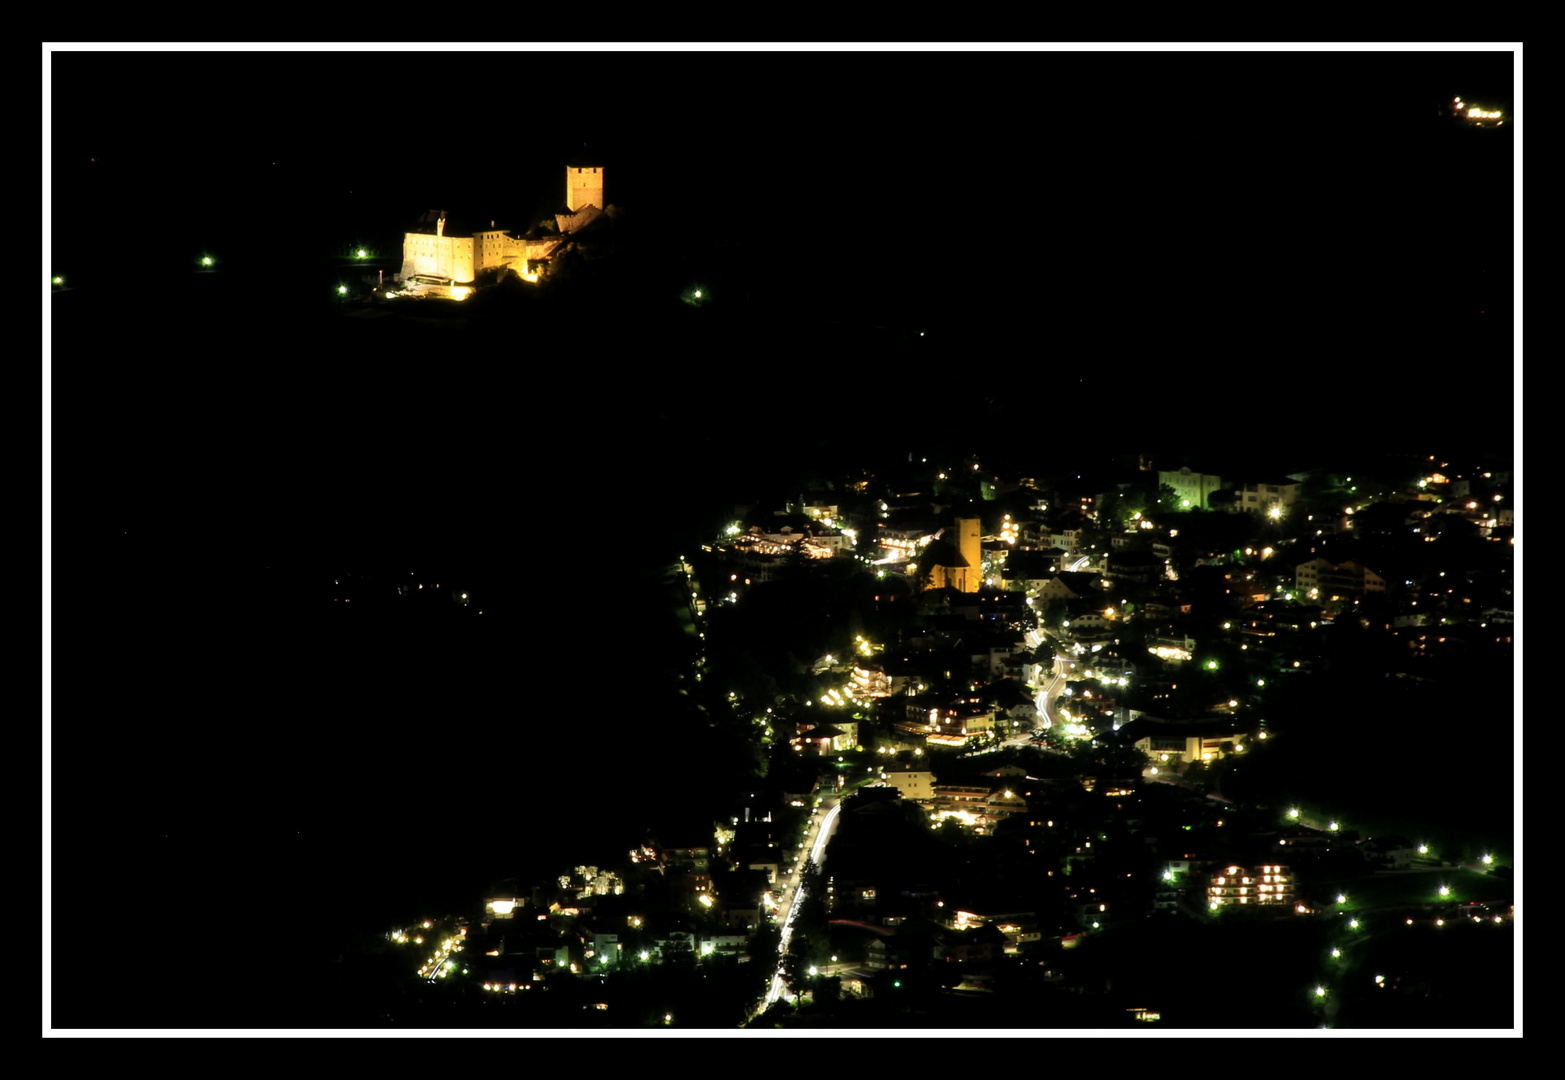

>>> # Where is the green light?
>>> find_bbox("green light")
[201,256,214,267]
[356,249,367,258]
[337,285,348,295]
[693,289,702,299]
[52,275,63,285]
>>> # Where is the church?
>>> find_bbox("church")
[396,164,606,294]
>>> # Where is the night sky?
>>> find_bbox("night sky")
[46,46,1516,1029]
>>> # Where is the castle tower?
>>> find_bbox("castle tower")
[566,165,604,212]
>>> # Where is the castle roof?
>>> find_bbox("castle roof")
[406,211,507,238]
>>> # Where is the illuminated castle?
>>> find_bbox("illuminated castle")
[397,210,513,289]
[397,164,606,291]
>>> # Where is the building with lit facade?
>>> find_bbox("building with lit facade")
[920,704,996,745]
[882,763,937,801]
[1294,558,1385,600]
[926,518,983,593]
[852,664,892,698]
[716,528,837,584]
[1135,732,1236,765]
[1208,864,1294,908]
[1229,478,1300,515]
[398,211,521,291]
[1159,466,1225,510]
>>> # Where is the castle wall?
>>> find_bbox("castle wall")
[554,205,604,234]
[400,233,475,284]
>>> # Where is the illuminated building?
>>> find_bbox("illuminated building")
[923,705,996,742]
[715,527,837,583]
[876,523,935,560]
[1293,558,1385,599]
[925,518,983,593]
[1208,864,1294,908]
[851,664,892,698]
[485,894,525,919]
[791,721,852,754]
[1133,732,1235,764]
[1229,478,1300,515]
[1159,466,1225,510]
[398,210,519,291]
[882,763,937,801]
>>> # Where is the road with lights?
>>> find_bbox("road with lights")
[761,799,844,1011]
[1009,629,1071,749]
